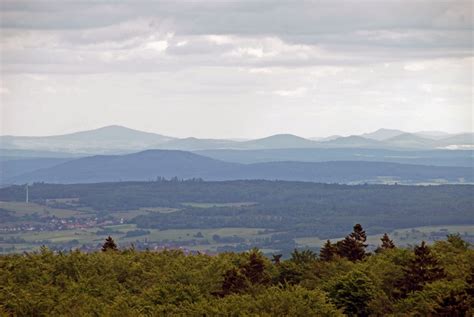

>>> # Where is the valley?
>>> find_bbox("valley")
[1,180,472,255]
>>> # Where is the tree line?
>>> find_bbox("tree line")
[2,180,471,241]
[1,224,472,316]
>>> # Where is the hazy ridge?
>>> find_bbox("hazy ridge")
[1,126,473,154]
[1,126,472,185]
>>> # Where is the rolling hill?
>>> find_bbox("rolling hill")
[1,126,473,153]
[7,149,472,184]
[157,137,238,150]
[361,128,405,141]
[0,157,72,183]
[236,134,317,149]
[317,136,386,148]
[195,148,474,167]
[0,125,175,154]
[384,133,436,149]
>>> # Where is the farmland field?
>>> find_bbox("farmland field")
[2,221,473,255]
[0,180,473,255]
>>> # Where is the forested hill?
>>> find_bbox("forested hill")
[1,180,472,239]
[6,149,473,184]
[0,232,472,316]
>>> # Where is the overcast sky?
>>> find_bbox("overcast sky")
[0,0,472,138]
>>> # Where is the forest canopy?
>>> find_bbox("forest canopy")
[1,228,472,316]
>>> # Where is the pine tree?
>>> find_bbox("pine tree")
[220,249,269,296]
[380,233,395,249]
[241,249,270,285]
[320,240,337,261]
[337,224,368,261]
[399,241,445,296]
[352,224,367,242]
[101,236,118,252]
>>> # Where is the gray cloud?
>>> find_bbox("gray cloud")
[0,0,472,137]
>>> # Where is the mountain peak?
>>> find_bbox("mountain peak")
[362,128,405,141]
[258,134,309,141]
[96,124,131,130]
[241,134,315,149]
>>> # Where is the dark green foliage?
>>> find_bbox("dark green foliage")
[352,224,367,241]
[241,250,270,285]
[336,224,368,261]
[380,233,395,249]
[399,241,446,296]
[434,288,472,316]
[221,267,248,296]
[220,249,270,296]
[101,236,118,252]
[0,232,472,316]
[375,233,396,253]
[320,240,338,261]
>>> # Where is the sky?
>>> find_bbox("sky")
[0,0,472,138]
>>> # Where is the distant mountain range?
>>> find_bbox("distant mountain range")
[1,126,473,154]
[195,148,474,167]
[0,125,174,154]
[1,126,472,185]
[5,149,472,185]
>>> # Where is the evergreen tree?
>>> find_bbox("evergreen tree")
[376,233,395,253]
[399,241,445,296]
[220,267,248,296]
[337,224,368,261]
[101,236,118,252]
[241,249,270,285]
[380,233,395,249]
[221,249,269,296]
[352,224,367,242]
[320,240,337,261]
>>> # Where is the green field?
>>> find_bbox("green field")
[1,197,473,255]
[295,225,474,248]
[0,224,272,254]
[0,201,88,218]
[2,224,472,255]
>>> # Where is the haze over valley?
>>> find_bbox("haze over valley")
[1,125,473,185]
[1,1,473,314]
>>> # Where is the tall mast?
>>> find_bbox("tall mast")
[26,184,29,204]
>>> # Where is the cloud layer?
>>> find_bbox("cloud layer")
[0,0,472,137]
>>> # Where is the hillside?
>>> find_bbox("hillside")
[0,157,72,183]
[237,134,317,149]
[2,126,473,153]
[317,136,386,148]
[9,150,238,184]
[195,148,474,167]
[0,125,174,153]
[158,137,238,150]
[361,128,405,140]
[384,133,436,149]
[7,150,472,184]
